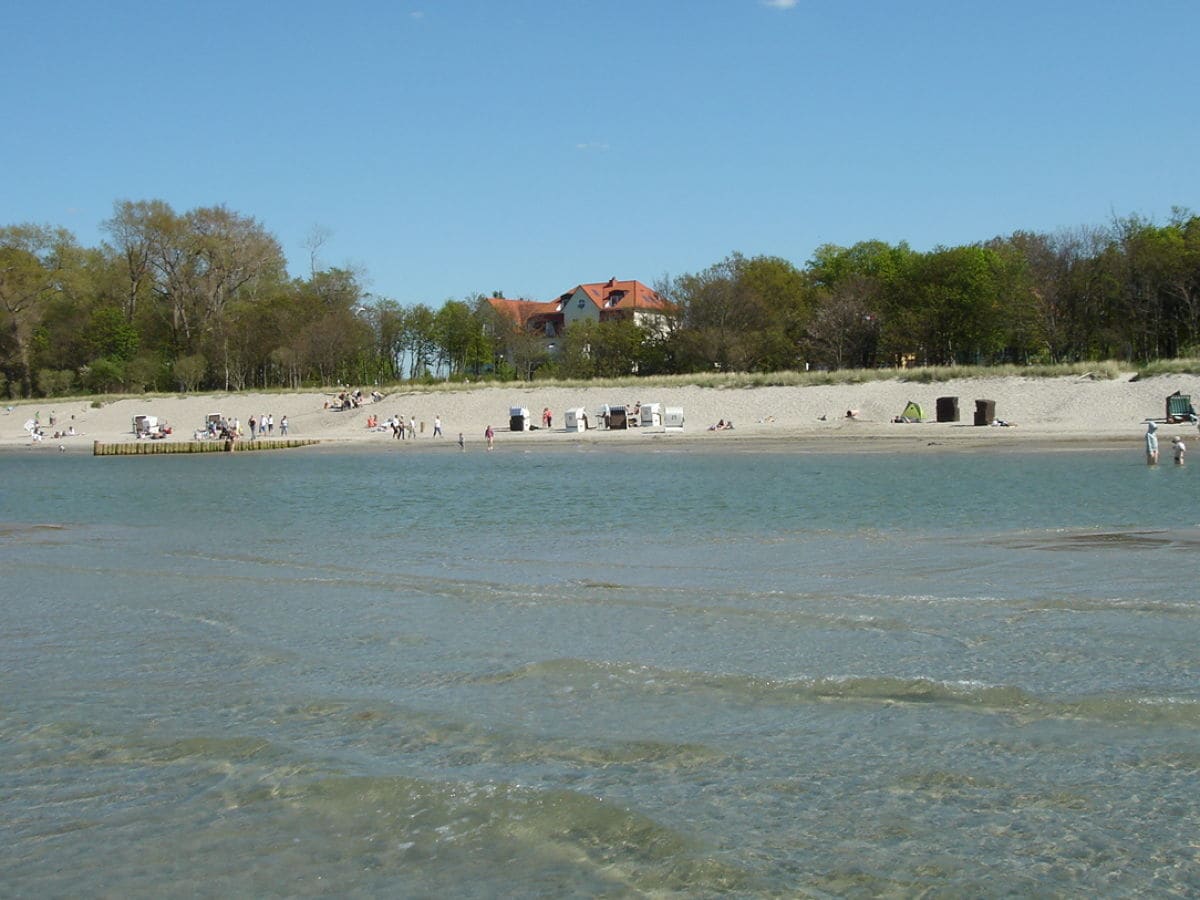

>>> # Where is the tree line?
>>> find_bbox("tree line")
[2,199,1198,398]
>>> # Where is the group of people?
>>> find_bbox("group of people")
[26,411,81,443]
[206,415,289,441]
[375,414,444,440]
[248,414,284,439]
[1145,420,1187,465]
[388,417,422,441]
[206,418,240,441]
[327,389,378,411]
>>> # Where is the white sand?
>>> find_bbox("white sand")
[5,373,1199,453]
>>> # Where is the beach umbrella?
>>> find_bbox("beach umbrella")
[23,418,36,432]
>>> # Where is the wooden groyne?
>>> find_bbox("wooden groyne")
[93,439,319,456]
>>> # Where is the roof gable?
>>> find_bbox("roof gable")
[560,278,673,313]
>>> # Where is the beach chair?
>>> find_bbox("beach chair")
[1166,391,1197,423]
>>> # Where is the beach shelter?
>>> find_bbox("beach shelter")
[1166,391,1197,423]
[509,407,532,431]
[898,401,924,423]
[639,403,662,427]
[607,406,630,429]
[132,414,159,435]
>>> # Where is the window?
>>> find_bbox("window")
[577,296,585,309]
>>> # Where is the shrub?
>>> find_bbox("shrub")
[81,357,126,393]
[36,368,76,397]
[173,354,207,392]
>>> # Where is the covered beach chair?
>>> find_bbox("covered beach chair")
[1166,391,1197,424]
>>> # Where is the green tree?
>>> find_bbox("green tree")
[401,304,438,380]
[669,253,811,372]
[805,275,880,369]
[102,199,164,324]
[85,306,140,363]
[106,201,286,383]
[0,224,78,396]
[882,245,1007,366]
[434,299,482,378]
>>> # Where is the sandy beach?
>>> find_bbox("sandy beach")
[5,372,1200,453]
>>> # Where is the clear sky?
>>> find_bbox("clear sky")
[4,1,1197,305]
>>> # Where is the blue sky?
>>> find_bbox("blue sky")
[5,1,1197,305]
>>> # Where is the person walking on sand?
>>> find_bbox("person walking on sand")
[1145,421,1159,465]
[433,415,443,437]
[485,425,495,451]
[1172,435,1186,465]
[458,432,465,451]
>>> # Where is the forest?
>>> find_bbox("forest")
[2,199,1199,398]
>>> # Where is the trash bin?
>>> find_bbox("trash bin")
[974,399,995,426]
[936,396,959,423]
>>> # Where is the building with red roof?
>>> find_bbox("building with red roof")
[486,278,674,348]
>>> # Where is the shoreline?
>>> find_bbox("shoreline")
[3,373,1197,456]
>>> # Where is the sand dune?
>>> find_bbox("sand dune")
[5,372,1199,453]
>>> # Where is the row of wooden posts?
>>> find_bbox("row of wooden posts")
[93,439,319,456]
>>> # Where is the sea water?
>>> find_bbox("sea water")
[2,444,1198,897]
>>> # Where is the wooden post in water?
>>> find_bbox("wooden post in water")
[93,439,319,456]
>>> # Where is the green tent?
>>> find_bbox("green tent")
[898,401,924,423]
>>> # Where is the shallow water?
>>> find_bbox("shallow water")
[2,446,1198,896]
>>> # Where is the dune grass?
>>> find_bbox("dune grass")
[17,359,1200,408]
[1134,357,1200,377]
[386,361,1131,394]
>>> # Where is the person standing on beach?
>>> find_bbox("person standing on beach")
[1145,421,1159,465]
[458,432,465,451]
[485,425,494,451]
[280,415,289,436]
